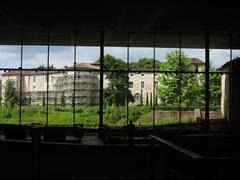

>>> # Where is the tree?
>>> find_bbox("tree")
[140,90,143,106]
[61,91,65,107]
[37,64,56,70]
[4,79,19,109]
[157,51,204,107]
[103,54,134,106]
[209,70,221,105]
[199,68,221,105]
[150,92,153,106]
[146,92,149,106]
[129,58,161,69]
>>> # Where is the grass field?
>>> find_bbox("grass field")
[0,105,219,126]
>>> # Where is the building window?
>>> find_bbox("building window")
[141,73,144,76]
[129,82,133,88]
[130,73,134,76]
[141,81,144,88]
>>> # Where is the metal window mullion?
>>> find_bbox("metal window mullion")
[229,34,233,123]
[153,33,156,127]
[46,31,50,126]
[99,31,104,128]
[73,32,77,126]
[205,33,210,129]
[126,33,130,125]
[179,33,182,125]
[19,32,23,125]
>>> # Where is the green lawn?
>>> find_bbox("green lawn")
[0,105,214,126]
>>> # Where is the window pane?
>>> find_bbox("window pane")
[21,71,47,125]
[74,71,100,127]
[210,35,230,72]
[104,33,127,70]
[155,73,180,125]
[0,70,20,124]
[155,34,180,125]
[0,45,21,68]
[209,73,223,122]
[22,32,48,69]
[181,34,205,72]
[103,72,128,126]
[180,73,205,125]
[128,33,154,126]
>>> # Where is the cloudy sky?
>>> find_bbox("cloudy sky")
[0,45,239,70]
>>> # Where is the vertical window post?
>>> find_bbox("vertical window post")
[19,32,23,125]
[205,33,210,129]
[178,33,182,125]
[73,32,77,126]
[127,33,130,125]
[153,33,156,127]
[229,34,233,122]
[46,31,50,126]
[99,31,104,129]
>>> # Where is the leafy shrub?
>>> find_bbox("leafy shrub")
[83,106,99,115]
[3,111,12,118]
[128,109,141,122]
[54,106,67,112]
[74,107,84,113]
[104,106,126,124]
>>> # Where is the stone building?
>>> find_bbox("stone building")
[1,63,100,106]
[220,58,240,122]
[1,58,204,106]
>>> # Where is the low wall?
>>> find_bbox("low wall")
[153,110,222,121]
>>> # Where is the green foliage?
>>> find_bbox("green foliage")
[209,69,221,105]
[157,51,204,107]
[74,106,84,113]
[103,54,134,106]
[3,110,12,118]
[104,106,126,124]
[83,106,99,115]
[129,58,161,69]
[37,64,56,70]
[104,105,152,124]
[4,79,19,110]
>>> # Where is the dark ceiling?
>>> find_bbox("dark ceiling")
[0,1,240,48]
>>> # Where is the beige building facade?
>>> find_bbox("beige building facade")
[1,58,205,106]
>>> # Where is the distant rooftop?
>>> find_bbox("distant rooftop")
[220,58,240,71]
[2,58,205,75]
[191,58,205,65]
